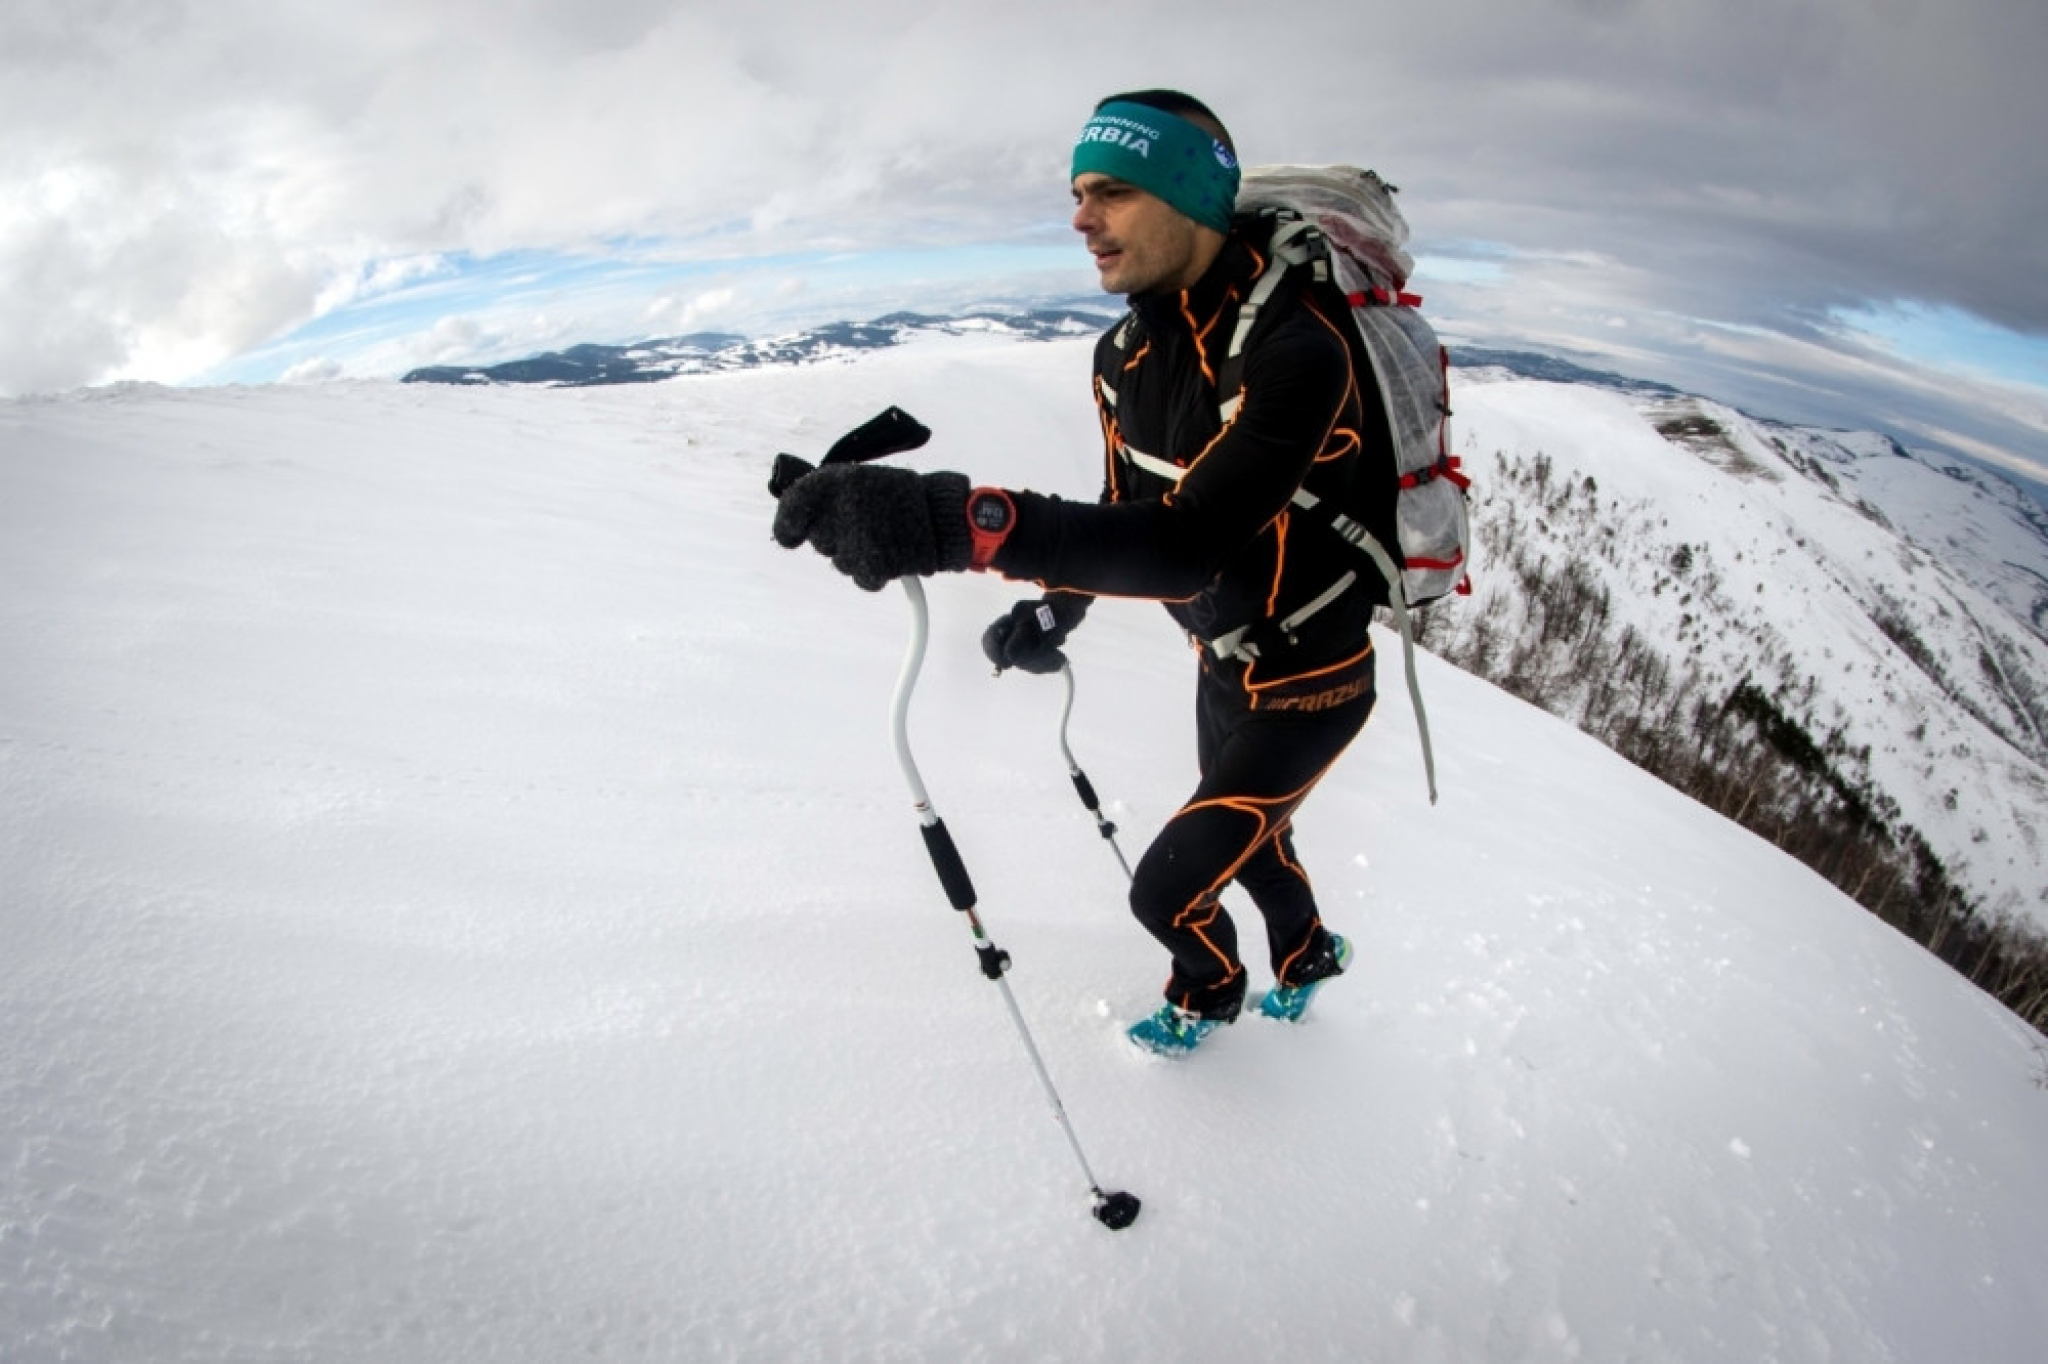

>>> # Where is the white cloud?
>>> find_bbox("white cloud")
[280,356,344,384]
[644,287,739,335]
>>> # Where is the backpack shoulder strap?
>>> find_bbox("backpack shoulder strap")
[1213,213,1328,420]
[1095,312,1141,414]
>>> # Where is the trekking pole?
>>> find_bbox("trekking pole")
[891,579,1140,1231]
[1054,659,1134,882]
[770,410,1140,1234]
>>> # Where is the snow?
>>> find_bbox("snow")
[1447,375,2048,926]
[4,337,2047,1361]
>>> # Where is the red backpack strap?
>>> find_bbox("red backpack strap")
[1348,287,1424,308]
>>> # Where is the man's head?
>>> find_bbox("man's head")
[1070,90,1240,297]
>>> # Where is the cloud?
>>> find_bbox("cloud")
[644,286,739,336]
[280,356,345,384]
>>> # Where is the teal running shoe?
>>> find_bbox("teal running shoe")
[1125,1003,1226,1056]
[1258,933,1352,1022]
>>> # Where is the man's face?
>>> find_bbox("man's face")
[1071,172,1208,296]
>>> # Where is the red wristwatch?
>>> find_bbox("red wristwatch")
[965,487,1016,570]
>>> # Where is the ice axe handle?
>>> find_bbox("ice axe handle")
[767,406,931,499]
[825,405,930,465]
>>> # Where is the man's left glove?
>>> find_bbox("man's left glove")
[982,594,1089,674]
[772,462,974,592]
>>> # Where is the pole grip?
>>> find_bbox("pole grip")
[1068,769,1101,813]
[920,818,978,910]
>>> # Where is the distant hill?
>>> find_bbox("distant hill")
[1449,345,1686,398]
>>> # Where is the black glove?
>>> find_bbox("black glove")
[982,594,1089,674]
[772,463,973,592]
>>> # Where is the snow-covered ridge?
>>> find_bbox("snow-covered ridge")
[5,343,2048,1359]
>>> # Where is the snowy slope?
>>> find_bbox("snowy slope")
[1442,376,2048,928]
[4,338,2047,1362]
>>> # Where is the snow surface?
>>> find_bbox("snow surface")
[4,335,2047,1361]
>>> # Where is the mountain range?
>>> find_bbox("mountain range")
[400,309,1118,387]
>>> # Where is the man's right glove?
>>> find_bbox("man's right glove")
[982,594,1091,674]
[772,462,973,592]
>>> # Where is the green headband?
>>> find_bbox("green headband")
[1071,101,1240,233]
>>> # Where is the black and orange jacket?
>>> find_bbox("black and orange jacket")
[989,217,1398,671]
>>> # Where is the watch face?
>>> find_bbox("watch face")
[971,494,1012,532]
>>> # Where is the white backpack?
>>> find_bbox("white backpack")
[1234,164,1472,611]
[1236,165,1473,801]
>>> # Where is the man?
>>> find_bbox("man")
[773,90,1399,1054]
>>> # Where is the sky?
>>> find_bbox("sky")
[6,0,2048,492]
